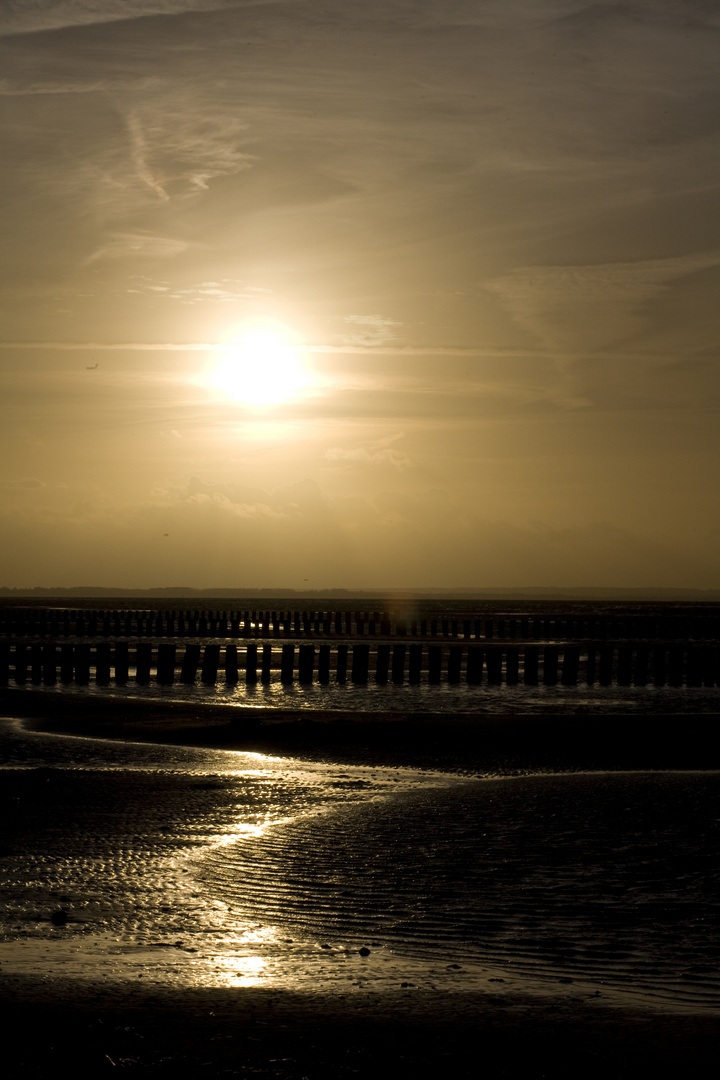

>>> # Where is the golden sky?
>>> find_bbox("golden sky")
[1,2,719,590]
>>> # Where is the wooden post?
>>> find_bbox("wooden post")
[375,644,390,684]
[633,646,649,686]
[617,646,632,687]
[31,643,42,685]
[352,644,370,684]
[486,647,502,685]
[0,642,9,685]
[42,643,57,686]
[447,645,462,684]
[225,644,239,684]
[428,645,442,684]
[201,644,220,685]
[280,643,294,684]
[485,618,494,640]
[668,646,684,687]
[466,646,483,685]
[543,646,559,685]
[14,643,28,684]
[114,642,128,684]
[135,642,152,684]
[318,644,330,684]
[75,643,91,685]
[299,644,314,684]
[336,644,348,683]
[180,643,200,685]
[156,643,176,685]
[561,646,580,686]
[702,646,719,687]
[598,646,614,686]
[380,614,391,636]
[442,619,449,638]
[686,647,703,688]
[261,644,272,684]
[392,643,406,684]
[95,643,111,685]
[245,643,258,685]
[463,620,471,640]
[450,619,458,638]
[524,646,539,685]
[652,646,666,687]
[506,646,520,685]
[409,643,422,684]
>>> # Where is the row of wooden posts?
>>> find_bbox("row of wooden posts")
[2,609,720,642]
[1,641,718,688]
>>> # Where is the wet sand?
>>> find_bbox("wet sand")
[1,690,719,1076]
[4,685,720,773]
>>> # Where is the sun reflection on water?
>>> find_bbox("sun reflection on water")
[206,927,279,987]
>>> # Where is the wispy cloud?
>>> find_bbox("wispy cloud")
[487,252,720,352]
[0,477,45,490]
[325,445,415,470]
[85,232,188,263]
[339,314,402,347]
[0,1,249,37]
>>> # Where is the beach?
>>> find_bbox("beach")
[1,691,719,1076]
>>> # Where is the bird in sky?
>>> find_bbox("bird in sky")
[85,362,98,370]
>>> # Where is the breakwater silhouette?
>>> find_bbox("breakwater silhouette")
[1,603,718,690]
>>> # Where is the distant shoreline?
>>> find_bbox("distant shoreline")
[3,587,720,601]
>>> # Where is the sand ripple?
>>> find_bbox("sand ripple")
[1,719,719,1010]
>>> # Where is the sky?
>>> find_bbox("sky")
[1,0,719,591]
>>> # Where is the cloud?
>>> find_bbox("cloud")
[123,103,254,203]
[0,1,248,37]
[326,446,415,470]
[0,477,45,490]
[187,491,285,521]
[86,232,189,263]
[339,315,402,347]
[128,277,271,304]
[486,252,720,352]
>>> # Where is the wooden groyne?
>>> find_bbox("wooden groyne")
[2,606,720,643]
[1,640,718,689]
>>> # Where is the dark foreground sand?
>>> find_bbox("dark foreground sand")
[2,688,719,1078]
[3,973,719,1078]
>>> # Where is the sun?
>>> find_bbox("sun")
[209,330,306,406]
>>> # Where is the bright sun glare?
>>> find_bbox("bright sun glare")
[210,331,306,406]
